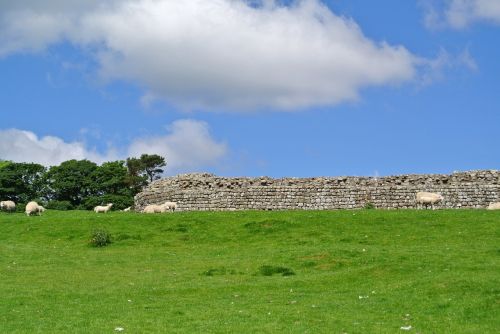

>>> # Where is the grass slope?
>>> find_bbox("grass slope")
[0,210,499,333]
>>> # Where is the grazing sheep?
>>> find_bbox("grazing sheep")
[94,203,113,213]
[487,202,500,210]
[163,201,177,212]
[25,201,43,216]
[123,207,132,212]
[0,200,16,212]
[416,192,444,209]
[142,204,163,214]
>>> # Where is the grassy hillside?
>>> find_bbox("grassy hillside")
[0,210,498,333]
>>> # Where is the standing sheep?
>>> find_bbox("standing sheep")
[0,200,16,212]
[487,202,500,210]
[123,207,132,212]
[25,201,44,216]
[416,192,444,210]
[94,203,113,213]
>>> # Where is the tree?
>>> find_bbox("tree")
[125,154,166,192]
[45,160,98,206]
[81,160,134,210]
[92,161,131,196]
[140,154,166,182]
[125,157,148,194]
[0,162,46,203]
[0,160,11,170]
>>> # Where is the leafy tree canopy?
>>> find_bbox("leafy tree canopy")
[0,160,12,169]
[0,162,46,203]
[45,159,98,206]
[92,160,131,196]
[126,154,166,192]
[140,154,166,182]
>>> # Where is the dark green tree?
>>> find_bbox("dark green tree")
[139,154,166,182]
[125,157,148,194]
[125,154,166,192]
[45,159,98,206]
[81,160,134,210]
[0,162,46,203]
[0,160,11,169]
[92,161,131,196]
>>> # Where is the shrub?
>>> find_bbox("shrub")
[89,228,112,247]
[364,202,376,210]
[258,265,295,276]
[46,200,74,211]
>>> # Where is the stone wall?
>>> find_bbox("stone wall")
[134,170,500,211]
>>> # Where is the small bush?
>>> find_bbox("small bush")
[89,228,112,247]
[258,265,295,276]
[46,200,74,211]
[364,202,376,210]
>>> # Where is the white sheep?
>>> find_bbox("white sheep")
[416,192,444,209]
[0,200,16,212]
[25,201,43,216]
[123,207,132,212]
[94,203,113,213]
[487,202,500,210]
[163,201,177,212]
[142,204,163,213]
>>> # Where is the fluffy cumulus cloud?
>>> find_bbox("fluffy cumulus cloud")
[0,129,117,166]
[0,120,227,173]
[0,0,417,110]
[127,120,227,173]
[424,0,500,29]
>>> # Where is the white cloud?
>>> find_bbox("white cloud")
[0,120,227,173]
[0,129,116,166]
[0,0,417,111]
[447,0,500,28]
[128,119,227,174]
[419,48,477,86]
[423,0,500,29]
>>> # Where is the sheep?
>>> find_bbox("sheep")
[416,192,444,210]
[123,207,132,212]
[94,203,113,213]
[25,201,43,216]
[163,201,177,212]
[487,202,500,210]
[0,200,16,212]
[142,204,163,213]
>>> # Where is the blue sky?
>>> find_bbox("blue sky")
[0,0,499,177]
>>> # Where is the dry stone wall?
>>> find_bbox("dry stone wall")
[134,170,500,211]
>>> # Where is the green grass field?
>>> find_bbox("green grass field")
[0,210,498,333]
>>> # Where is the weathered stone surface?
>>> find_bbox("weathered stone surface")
[134,170,500,211]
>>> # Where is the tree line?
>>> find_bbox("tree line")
[0,154,166,211]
